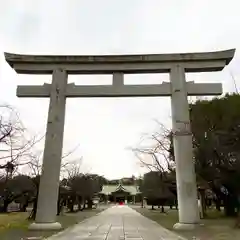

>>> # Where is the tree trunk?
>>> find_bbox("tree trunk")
[28,197,37,220]
[174,199,178,210]
[57,198,63,216]
[77,197,82,211]
[20,202,28,212]
[1,200,9,213]
[141,196,144,208]
[215,198,221,211]
[83,202,86,210]
[224,196,236,217]
[87,199,93,209]
[199,189,207,218]
[67,196,76,212]
[235,196,240,228]
[68,201,74,212]
[161,206,165,213]
[235,210,240,228]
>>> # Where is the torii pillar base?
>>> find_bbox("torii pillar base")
[173,223,202,231]
[29,222,62,231]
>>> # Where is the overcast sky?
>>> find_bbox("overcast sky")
[0,0,239,179]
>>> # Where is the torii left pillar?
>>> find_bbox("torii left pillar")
[31,69,68,230]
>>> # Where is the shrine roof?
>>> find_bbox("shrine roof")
[99,184,140,195]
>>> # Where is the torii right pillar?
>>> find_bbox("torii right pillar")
[170,60,231,229]
[170,64,200,230]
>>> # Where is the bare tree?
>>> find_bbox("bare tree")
[0,104,43,174]
[64,157,83,179]
[130,122,175,174]
[26,144,82,178]
[129,122,178,210]
[26,145,83,219]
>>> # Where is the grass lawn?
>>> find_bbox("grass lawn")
[0,205,107,240]
[133,206,240,240]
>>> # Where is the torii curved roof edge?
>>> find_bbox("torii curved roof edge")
[4,49,235,74]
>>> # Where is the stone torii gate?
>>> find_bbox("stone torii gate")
[5,49,235,230]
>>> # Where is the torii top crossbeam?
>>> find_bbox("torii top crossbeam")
[4,49,235,74]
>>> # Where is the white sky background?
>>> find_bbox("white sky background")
[0,0,240,179]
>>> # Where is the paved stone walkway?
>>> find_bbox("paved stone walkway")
[47,206,186,240]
